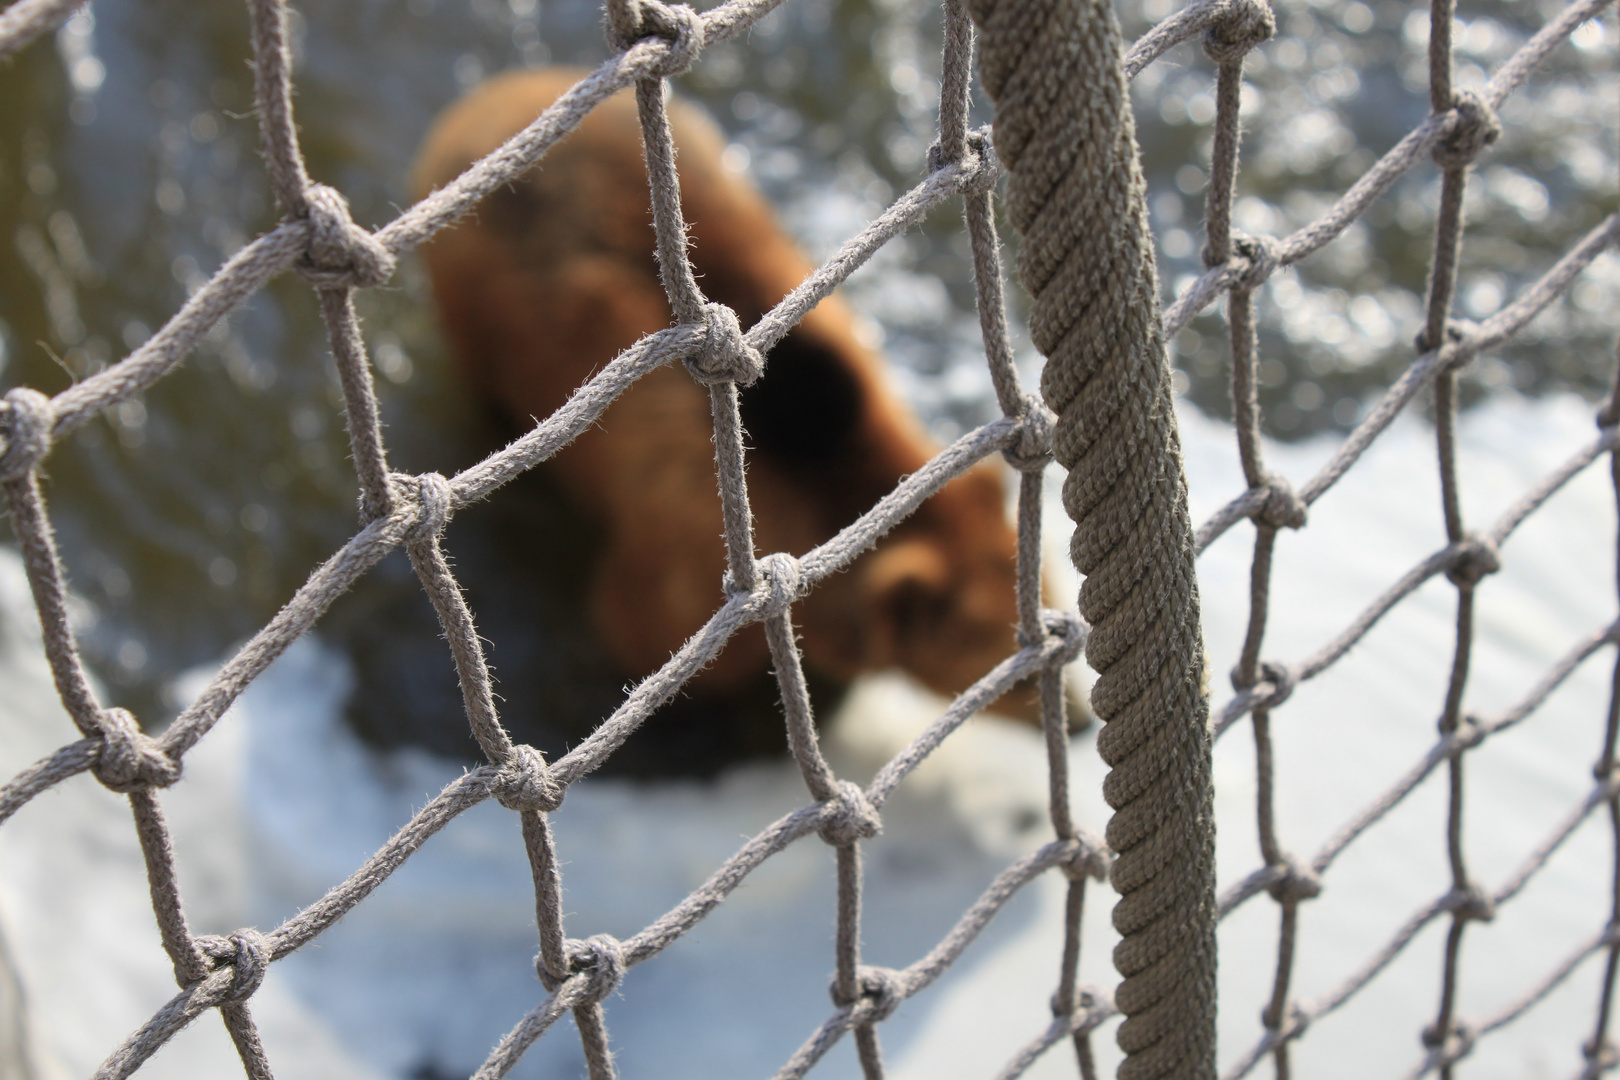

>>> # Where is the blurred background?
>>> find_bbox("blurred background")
[0,0,1615,754]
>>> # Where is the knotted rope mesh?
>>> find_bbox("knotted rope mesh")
[0,0,1616,1076]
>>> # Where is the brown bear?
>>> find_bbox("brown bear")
[409,68,1071,775]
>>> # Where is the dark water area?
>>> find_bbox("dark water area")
[1132,0,1620,434]
[0,0,1614,757]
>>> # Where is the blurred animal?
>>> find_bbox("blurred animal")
[411,68,1072,773]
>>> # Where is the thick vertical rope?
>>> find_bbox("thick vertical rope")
[962,0,1215,1077]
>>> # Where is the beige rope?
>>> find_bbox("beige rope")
[963,0,1215,1075]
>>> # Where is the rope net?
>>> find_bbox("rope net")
[0,0,1614,1076]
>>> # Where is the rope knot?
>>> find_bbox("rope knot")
[1060,836,1112,882]
[963,127,1002,195]
[395,471,454,541]
[1445,534,1500,587]
[830,966,904,1022]
[1232,659,1295,710]
[1264,855,1322,903]
[93,707,182,793]
[1253,471,1307,530]
[1449,713,1486,753]
[1208,230,1281,292]
[1050,987,1099,1019]
[1413,317,1478,357]
[1202,0,1275,66]
[492,744,565,813]
[538,934,625,1002]
[295,184,396,291]
[964,128,1000,191]
[1003,396,1056,472]
[925,127,1000,196]
[0,387,55,484]
[1432,90,1501,170]
[197,929,271,1002]
[1267,1001,1310,1039]
[606,0,704,78]
[751,551,803,618]
[818,779,882,846]
[1448,883,1496,923]
[1039,608,1089,664]
[684,302,764,387]
[1585,1036,1620,1070]
[1421,1019,1476,1057]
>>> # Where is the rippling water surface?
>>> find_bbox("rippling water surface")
[0,0,1615,745]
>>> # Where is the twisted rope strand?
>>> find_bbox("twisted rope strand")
[963,0,1214,1075]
